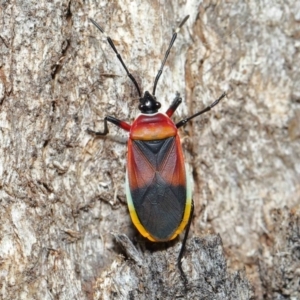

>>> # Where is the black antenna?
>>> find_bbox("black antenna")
[89,18,142,97]
[152,15,189,96]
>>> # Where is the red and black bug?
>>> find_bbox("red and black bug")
[87,15,226,283]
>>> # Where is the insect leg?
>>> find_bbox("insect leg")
[176,92,227,128]
[165,92,182,117]
[87,116,131,136]
[178,200,194,285]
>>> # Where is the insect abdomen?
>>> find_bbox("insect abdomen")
[126,136,192,241]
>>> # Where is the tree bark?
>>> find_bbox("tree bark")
[0,0,299,299]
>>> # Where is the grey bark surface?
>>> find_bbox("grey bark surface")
[95,234,254,299]
[0,0,299,299]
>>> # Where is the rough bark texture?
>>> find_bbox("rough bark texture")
[94,234,254,299]
[0,0,299,299]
